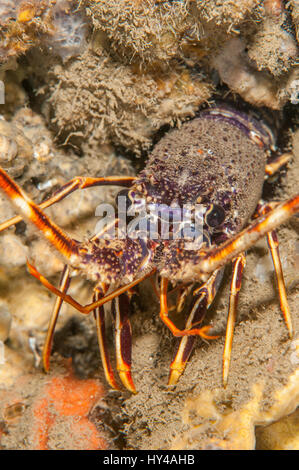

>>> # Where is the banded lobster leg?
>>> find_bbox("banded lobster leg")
[256,202,293,338]
[0,167,139,389]
[168,255,245,388]
[220,152,294,385]
[0,168,136,264]
[222,253,246,387]
[94,288,137,393]
[93,288,120,391]
[0,165,147,307]
[265,152,292,179]
[166,215,294,389]
[159,277,221,340]
[43,266,129,391]
[168,268,223,385]
[44,270,136,392]
[221,194,294,387]
[43,265,71,372]
[200,198,295,386]
[111,293,136,393]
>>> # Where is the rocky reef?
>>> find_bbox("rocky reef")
[0,0,298,450]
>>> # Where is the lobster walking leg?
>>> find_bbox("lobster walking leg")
[267,229,293,338]
[43,265,71,372]
[265,152,292,178]
[222,253,246,387]
[255,202,294,338]
[27,261,156,314]
[93,288,120,391]
[159,277,220,339]
[169,269,223,385]
[112,293,136,393]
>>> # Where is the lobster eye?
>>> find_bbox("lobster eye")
[205,204,225,228]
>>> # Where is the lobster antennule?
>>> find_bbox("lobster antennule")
[0,167,79,260]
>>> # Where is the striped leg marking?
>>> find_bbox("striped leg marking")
[42,265,71,372]
[159,277,220,340]
[93,288,120,391]
[27,262,156,314]
[222,253,246,387]
[169,269,223,385]
[256,203,293,338]
[112,293,136,394]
